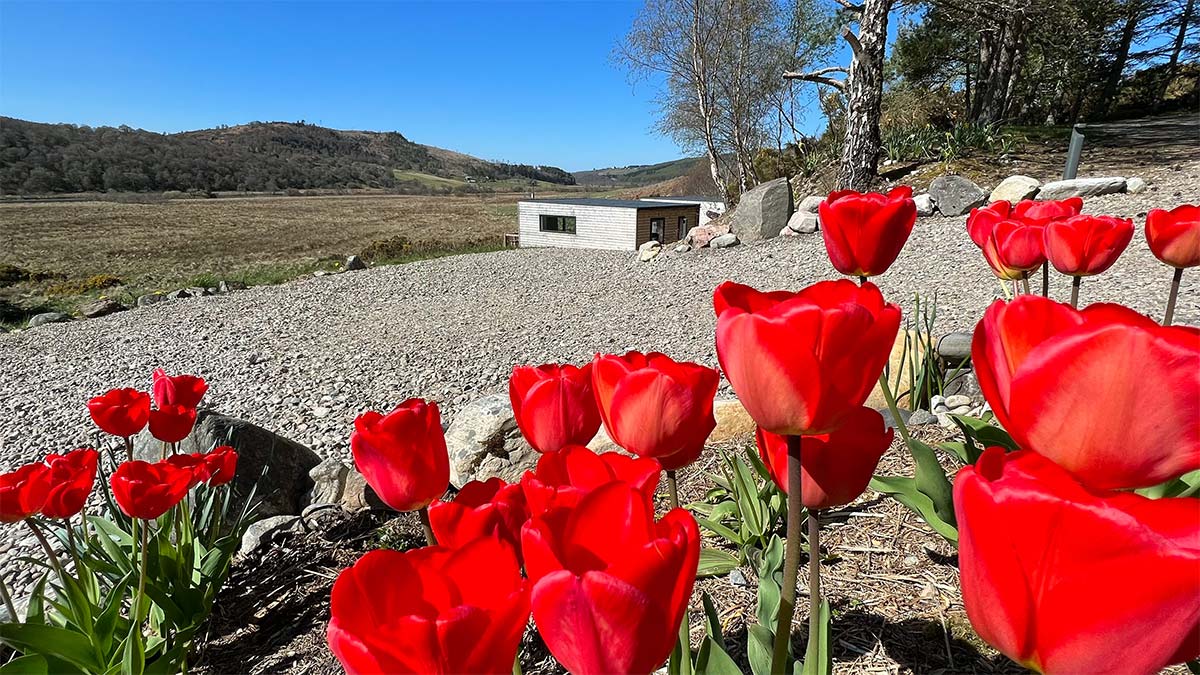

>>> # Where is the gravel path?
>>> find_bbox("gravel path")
[1,163,1197,596]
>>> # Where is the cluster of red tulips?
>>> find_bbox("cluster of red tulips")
[967,198,1199,322]
[331,354,719,674]
[0,368,238,636]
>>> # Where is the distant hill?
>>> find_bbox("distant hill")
[0,117,576,195]
[573,157,703,188]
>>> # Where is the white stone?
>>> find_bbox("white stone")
[1037,177,1126,200]
[786,211,819,234]
[798,195,824,213]
[710,233,740,248]
[913,193,935,216]
[1126,176,1147,194]
[944,394,972,408]
[989,175,1041,203]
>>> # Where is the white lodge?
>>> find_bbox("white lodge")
[517,198,705,251]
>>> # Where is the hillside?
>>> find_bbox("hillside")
[573,157,701,188]
[0,117,575,195]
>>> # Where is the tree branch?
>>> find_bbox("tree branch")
[841,25,864,61]
[833,0,864,11]
[783,70,847,90]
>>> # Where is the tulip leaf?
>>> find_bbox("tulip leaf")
[122,623,145,675]
[695,638,742,675]
[0,655,48,675]
[906,438,956,527]
[0,623,103,673]
[700,592,725,650]
[23,574,47,625]
[698,548,741,578]
[949,414,1018,452]
[1137,470,1200,499]
[698,518,744,547]
[800,599,831,675]
[746,624,778,675]
[870,475,959,543]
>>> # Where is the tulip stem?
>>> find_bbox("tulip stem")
[65,517,83,577]
[1021,275,1031,295]
[807,508,822,664]
[418,506,437,547]
[771,435,804,674]
[1164,267,1183,326]
[24,519,65,581]
[665,470,680,510]
[0,575,18,622]
[857,275,867,285]
[1041,262,1049,297]
[134,519,149,625]
[124,436,133,462]
[1070,276,1081,308]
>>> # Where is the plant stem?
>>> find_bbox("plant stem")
[666,470,680,510]
[877,373,913,446]
[1041,262,1049,297]
[1070,276,1081,308]
[124,436,133,462]
[807,508,822,662]
[512,655,523,675]
[418,506,437,546]
[0,575,18,622]
[135,519,149,625]
[24,519,65,581]
[65,516,83,577]
[1021,275,1031,295]
[771,435,804,674]
[1164,267,1183,326]
[858,275,867,285]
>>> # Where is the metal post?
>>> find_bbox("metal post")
[1064,124,1086,180]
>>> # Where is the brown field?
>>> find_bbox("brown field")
[0,192,528,287]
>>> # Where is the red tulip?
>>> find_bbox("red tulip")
[151,368,208,409]
[509,363,602,454]
[149,404,198,444]
[165,453,208,488]
[522,482,699,675]
[755,407,894,509]
[591,352,718,471]
[714,280,901,436]
[980,220,1047,280]
[110,460,193,519]
[87,388,150,438]
[1146,204,1200,269]
[967,198,1083,249]
[41,449,99,519]
[818,186,916,277]
[1043,214,1134,277]
[327,535,529,675]
[520,444,660,518]
[1011,197,1084,224]
[0,463,50,523]
[203,445,237,486]
[973,296,1200,489]
[955,448,1200,675]
[350,399,449,512]
[428,477,529,557]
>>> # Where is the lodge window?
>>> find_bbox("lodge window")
[650,217,665,242]
[539,214,576,234]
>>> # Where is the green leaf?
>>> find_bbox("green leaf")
[906,438,957,526]
[700,592,725,651]
[0,623,104,672]
[56,573,96,636]
[0,655,49,675]
[23,574,47,625]
[937,441,972,464]
[698,518,744,547]
[950,414,1018,452]
[694,638,742,675]
[732,457,767,537]
[870,476,959,543]
[122,624,145,675]
[698,549,740,579]
[1137,470,1200,499]
[800,599,831,675]
[746,624,777,675]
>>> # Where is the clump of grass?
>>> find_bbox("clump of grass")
[46,274,124,296]
[360,236,504,265]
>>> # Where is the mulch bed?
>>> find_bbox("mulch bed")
[192,428,1032,674]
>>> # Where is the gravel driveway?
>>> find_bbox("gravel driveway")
[1,164,1196,595]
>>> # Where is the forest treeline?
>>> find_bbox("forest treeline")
[0,118,576,195]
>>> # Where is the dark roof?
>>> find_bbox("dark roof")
[643,195,723,203]
[520,197,696,209]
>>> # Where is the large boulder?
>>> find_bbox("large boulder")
[989,175,1041,203]
[79,299,125,318]
[797,195,824,214]
[928,175,987,216]
[306,459,386,512]
[445,394,538,488]
[27,312,70,328]
[936,332,972,364]
[686,217,732,248]
[134,410,321,518]
[1037,177,1126,200]
[728,177,793,243]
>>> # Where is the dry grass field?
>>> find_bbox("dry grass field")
[0,192,526,283]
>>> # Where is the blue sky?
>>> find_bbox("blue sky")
[0,0,728,171]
